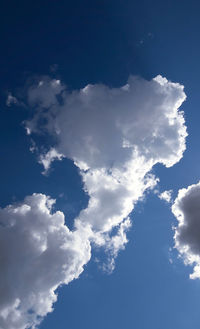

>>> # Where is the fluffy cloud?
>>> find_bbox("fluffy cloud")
[2,74,187,328]
[26,75,187,171]
[25,75,187,234]
[0,194,91,329]
[158,190,173,203]
[172,182,200,279]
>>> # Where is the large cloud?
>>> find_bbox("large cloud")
[26,75,186,170]
[172,182,200,279]
[25,74,187,236]
[0,194,91,329]
[3,74,187,328]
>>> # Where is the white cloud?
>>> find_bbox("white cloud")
[3,74,187,327]
[26,75,187,170]
[39,148,64,174]
[26,73,187,268]
[158,190,173,203]
[25,74,187,236]
[172,182,200,279]
[0,194,91,329]
[101,217,132,273]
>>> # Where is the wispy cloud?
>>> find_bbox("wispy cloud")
[6,93,18,107]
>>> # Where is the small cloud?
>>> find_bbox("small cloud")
[6,93,18,107]
[29,139,38,153]
[158,190,173,203]
[102,218,132,274]
[39,148,64,175]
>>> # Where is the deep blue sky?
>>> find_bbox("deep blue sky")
[1,1,200,328]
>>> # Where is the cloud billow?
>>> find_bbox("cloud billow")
[0,194,91,329]
[1,75,187,328]
[172,182,200,279]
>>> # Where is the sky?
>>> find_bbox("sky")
[1,1,200,328]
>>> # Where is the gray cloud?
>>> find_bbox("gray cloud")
[6,93,18,107]
[172,182,200,279]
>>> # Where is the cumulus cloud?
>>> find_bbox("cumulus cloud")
[0,194,91,329]
[26,75,187,170]
[158,190,173,203]
[172,182,200,279]
[2,74,187,328]
[24,74,187,233]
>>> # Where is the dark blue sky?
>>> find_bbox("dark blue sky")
[1,0,200,88]
[1,1,200,329]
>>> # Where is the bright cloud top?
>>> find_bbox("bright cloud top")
[26,75,186,171]
[2,75,187,328]
[25,74,187,236]
[172,182,200,279]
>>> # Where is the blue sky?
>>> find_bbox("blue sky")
[1,1,200,329]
